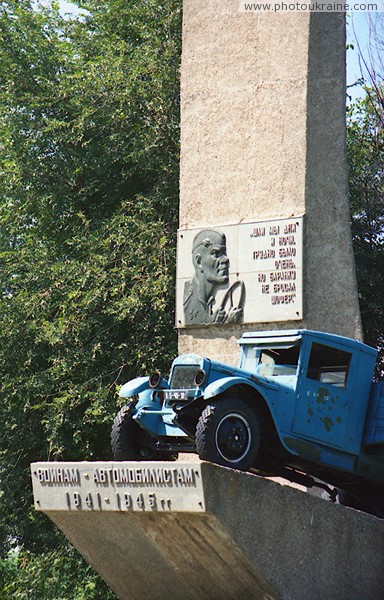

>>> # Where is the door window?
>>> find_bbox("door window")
[306,343,351,388]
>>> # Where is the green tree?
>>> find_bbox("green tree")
[348,15,384,365]
[347,92,384,361]
[0,545,116,599]
[0,0,181,593]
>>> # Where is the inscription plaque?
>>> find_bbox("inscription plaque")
[31,462,205,513]
[176,216,303,327]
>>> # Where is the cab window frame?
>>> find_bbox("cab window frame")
[306,342,352,388]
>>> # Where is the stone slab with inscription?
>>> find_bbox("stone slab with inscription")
[31,461,384,600]
[31,461,205,513]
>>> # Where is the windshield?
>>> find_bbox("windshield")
[241,343,300,378]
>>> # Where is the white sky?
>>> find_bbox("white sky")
[346,13,371,101]
[33,0,85,17]
[58,0,83,17]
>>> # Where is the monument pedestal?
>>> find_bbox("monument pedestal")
[31,461,384,600]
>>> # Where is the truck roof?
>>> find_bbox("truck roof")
[238,329,377,357]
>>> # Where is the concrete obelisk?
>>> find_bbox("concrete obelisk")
[177,6,362,364]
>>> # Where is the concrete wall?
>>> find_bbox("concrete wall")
[178,4,362,364]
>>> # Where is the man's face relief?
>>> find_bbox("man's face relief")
[197,241,229,285]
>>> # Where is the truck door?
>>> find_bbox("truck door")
[293,341,353,450]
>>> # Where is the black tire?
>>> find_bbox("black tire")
[111,405,158,460]
[195,398,261,470]
[111,405,178,461]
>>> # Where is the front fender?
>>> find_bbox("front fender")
[119,375,169,398]
[204,376,255,399]
[203,375,277,400]
[119,376,150,398]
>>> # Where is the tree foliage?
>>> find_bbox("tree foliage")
[0,545,116,599]
[347,92,384,358]
[348,15,384,369]
[0,0,181,594]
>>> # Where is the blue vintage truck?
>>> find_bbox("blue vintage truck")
[111,329,384,515]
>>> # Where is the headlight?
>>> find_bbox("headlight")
[194,369,206,387]
[149,371,162,388]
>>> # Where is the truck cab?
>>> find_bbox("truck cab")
[239,330,377,457]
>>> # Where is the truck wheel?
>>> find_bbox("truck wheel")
[111,405,159,461]
[195,398,261,470]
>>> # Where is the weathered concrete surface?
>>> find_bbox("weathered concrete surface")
[32,461,384,600]
[178,3,362,364]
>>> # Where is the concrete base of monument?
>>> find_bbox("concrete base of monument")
[31,461,384,600]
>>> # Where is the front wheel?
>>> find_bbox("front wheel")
[195,398,261,470]
[111,405,163,461]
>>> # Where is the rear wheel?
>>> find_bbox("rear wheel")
[195,398,261,470]
[111,405,178,461]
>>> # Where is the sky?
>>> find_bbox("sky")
[57,0,83,16]
[346,13,372,102]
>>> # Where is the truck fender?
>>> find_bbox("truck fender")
[119,375,169,398]
[203,376,264,400]
[119,377,150,398]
